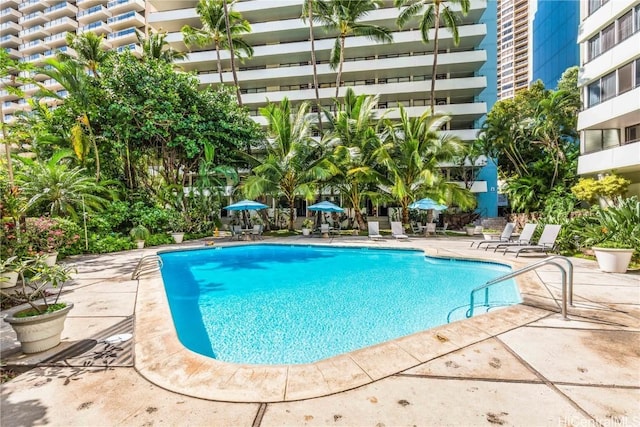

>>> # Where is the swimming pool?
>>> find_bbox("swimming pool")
[159,244,520,365]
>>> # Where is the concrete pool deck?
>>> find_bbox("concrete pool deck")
[1,235,639,426]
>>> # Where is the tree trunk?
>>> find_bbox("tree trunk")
[334,36,345,98]
[215,41,224,83]
[222,0,242,107]
[429,7,441,114]
[308,0,323,132]
[287,194,296,231]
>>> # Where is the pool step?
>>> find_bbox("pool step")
[446,303,513,323]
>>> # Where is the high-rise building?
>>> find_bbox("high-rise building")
[576,0,640,197]
[496,0,529,100]
[1,0,148,123]
[531,0,579,89]
[148,0,499,216]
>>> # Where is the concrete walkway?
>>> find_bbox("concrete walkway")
[1,236,639,426]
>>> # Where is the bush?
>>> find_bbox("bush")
[129,202,172,233]
[87,201,130,235]
[87,233,134,254]
[146,233,174,247]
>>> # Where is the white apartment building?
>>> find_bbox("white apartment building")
[1,0,147,123]
[496,0,529,99]
[577,0,640,196]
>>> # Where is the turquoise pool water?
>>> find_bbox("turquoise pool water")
[159,244,520,365]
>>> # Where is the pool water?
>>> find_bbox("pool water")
[159,245,520,365]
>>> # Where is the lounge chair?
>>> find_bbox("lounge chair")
[250,224,263,240]
[229,225,243,241]
[471,222,516,249]
[436,222,448,235]
[391,221,409,240]
[491,223,537,252]
[410,222,422,235]
[502,224,562,257]
[367,221,384,240]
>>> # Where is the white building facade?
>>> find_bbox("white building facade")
[577,0,640,196]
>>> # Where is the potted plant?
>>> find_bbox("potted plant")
[2,255,75,353]
[465,223,477,236]
[482,228,501,240]
[168,212,187,244]
[0,256,19,289]
[579,197,639,273]
[301,219,314,236]
[21,217,80,266]
[130,225,150,249]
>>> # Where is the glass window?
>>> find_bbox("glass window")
[636,5,640,32]
[601,72,616,101]
[625,123,640,143]
[636,58,640,88]
[588,0,601,15]
[618,11,633,42]
[601,23,615,51]
[588,34,600,60]
[602,129,620,149]
[583,130,602,153]
[587,81,600,107]
[618,62,633,94]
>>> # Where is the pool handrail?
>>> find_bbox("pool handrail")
[466,255,574,320]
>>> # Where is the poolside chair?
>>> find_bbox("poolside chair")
[391,221,409,240]
[367,221,384,240]
[436,222,448,235]
[229,225,243,241]
[425,223,436,236]
[502,224,562,257]
[491,223,537,252]
[471,222,515,249]
[410,222,422,235]
[250,224,263,240]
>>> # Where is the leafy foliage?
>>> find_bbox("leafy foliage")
[571,174,631,204]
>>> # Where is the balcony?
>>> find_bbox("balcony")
[578,141,640,177]
[19,39,50,55]
[21,84,40,95]
[79,20,112,35]
[44,2,78,20]
[77,5,111,23]
[3,47,21,59]
[19,25,51,41]
[43,46,76,60]
[0,8,21,24]
[77,0,108,8]
[116,43,143,57]
[107,27,137,45]
[45,16,78,33]
[19,0,50,14]
[3,0,20,8]
[0,34,20,48]
[44,32,69,48]
[0,21,21,35]
[19,11,49,26]
[107,10,144,30]
[43,78,63,92]
[22,52,46,65]
[2,101,20,114]
[107,0,145,14]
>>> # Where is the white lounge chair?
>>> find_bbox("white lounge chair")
[436,222,448,235]
[367,221,384,240]
[471,222,516,249]
[503,224,562,257]
[491,223,538,252]
[229,225,243,241]
[391,221,409,240]
[250,224,263,240]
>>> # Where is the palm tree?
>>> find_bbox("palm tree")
[323,88,385,230]
[314,0,393,98]
[395,0,470,112]
[37,59,101,181]
[137,30,187,63]
[181,0,253,98]
[302,0,323,131]
[376,105,474,224]
[17,151,112,219]
[242,98,327,230]
[63,32,111,78]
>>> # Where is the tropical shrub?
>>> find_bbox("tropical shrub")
[146,233,174,247]
[571,174,631,205]
[21,217,82,257]
[87,233,134,254]
[129,202,173,234]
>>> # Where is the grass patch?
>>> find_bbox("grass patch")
[14,303,67,318]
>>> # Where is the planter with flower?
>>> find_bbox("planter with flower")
[130,225,150,249]
[579,197,640,273]
[301,219,314,236]
[168,212,187,244]
[21,217,80,265]
[2,255,75,353]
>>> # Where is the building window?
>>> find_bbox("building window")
[588,34,600,60]
[636,5,640,32]
[618,11,633,42]
[618,62,633,94]
[587,81,600,107]
[583,129,620,153]
[601,23,615,51]
[636,58,640,88]
[601,72,616,102]
[625,124,640,143]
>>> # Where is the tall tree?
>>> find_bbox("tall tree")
[181,0,252,97]
[242,99,327,230]
[302,0,324,131]
[376,105,474,224]
[395,0,470,112]
[314,0,393,98]
[137,30,187,63]
[63,32,111,78]
[323,88,385,230]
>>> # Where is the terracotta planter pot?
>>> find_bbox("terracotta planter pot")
[4,302,74,353]
[593,247,634,273]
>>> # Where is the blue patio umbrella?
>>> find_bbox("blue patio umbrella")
[409,198,448,211]
[307,200,344,213]
[223,199,268,227]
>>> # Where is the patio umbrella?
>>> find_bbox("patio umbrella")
[307,200,344,226]
[409,198,448,211]
[223,199,268,227]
